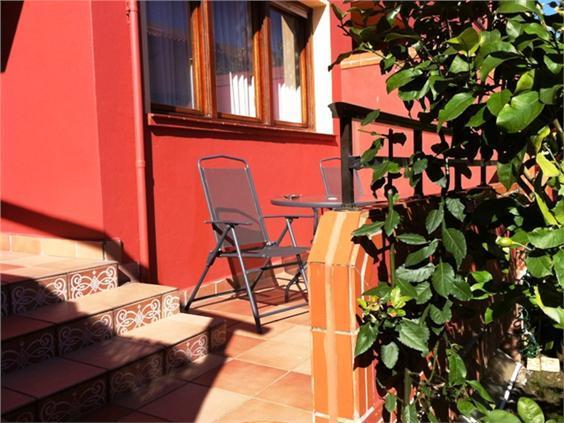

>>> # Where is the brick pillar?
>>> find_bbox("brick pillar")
[308,210,382,423]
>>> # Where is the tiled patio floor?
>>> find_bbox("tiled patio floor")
[83,285,312,422]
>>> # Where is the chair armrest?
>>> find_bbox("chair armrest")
[205,220,252,226]
[263,214,314,220]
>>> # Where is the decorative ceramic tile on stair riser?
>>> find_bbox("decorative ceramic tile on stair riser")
[165,332,209,371]
[67,265,117,300]
[9,275,67,314]
[37,377,107,422]
[210,322,228,350]
[109,353,164,400]
[2,405,37,422]
[161,291,181,318]
[57,312,113,355]
[2,329,56,373]
[113,297,161,335]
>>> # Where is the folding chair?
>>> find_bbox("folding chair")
[186,155,311,333]
[320,157,365,198]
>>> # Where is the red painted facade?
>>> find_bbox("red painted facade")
[1,1,487,288]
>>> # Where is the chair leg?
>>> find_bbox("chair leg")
[185,229,229,312]
[231,228,263,333]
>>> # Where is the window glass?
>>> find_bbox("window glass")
[146,1,195,109]
[270,8,305,123]
[212,1,256,117]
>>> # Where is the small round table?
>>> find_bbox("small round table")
[271,195,381,233]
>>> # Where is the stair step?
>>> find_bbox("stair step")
[2,357,107,421]
[1,387,35,422]
[1,258,118,315]
[2,283,181,373]
[1,314,228,422]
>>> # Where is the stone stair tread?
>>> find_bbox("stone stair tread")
[2,357,105,400]
[1,315,53,341]
[0,258,117,283]
[21,282,177,325]
[1,387,35,414]
[65,337,162,371]
[121,313,222,346]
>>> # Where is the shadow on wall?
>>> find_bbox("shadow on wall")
[1,200,149,283]
[1,0,23,73]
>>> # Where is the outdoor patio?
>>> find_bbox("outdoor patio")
[81,283,313,422]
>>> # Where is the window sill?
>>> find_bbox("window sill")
[147,113,336,143]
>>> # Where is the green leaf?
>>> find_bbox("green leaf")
[515,70,535,93]
[523,22,550,40]
[484,410,522,423]
[396,278,417,298]
[467,380,494,402]
[355,323,378,356]
[553,249,564,289]
[470,270,493,284]
[330,3,345,20]
[534,286,564,329]
[554,200,564,225]
[414,282,432,304]
[449,55,470,73]
[384,393,397,413]
[457,399,477,417]
[535,193,558,226]
[536,152,560,177]
[517,397,545,423]
[413,158,428,175]
[446,198,465,222]
[386,69,423,93]
[398,319,429,354]
[438,92,475,126]
[528,227,564,249]
[507,19,523,38]
[487,90,512,116]
[497,91,545,134]
[385,4,401,25]
[381,342,399,369]
[451,276,472,301]
[396,263,435,283]
[466,105,489,127]
[402,402,418,423]
[384,209,400,236]
[429,301,452,324]
[372,160,401,181]
[363,284,391,299]
[442,226,467,269]
[432,262,455,298]
[448,27,480,53]
[526,255,553,278]
[496,0,537,14]
[479,55,509,83]
[497,161,516,190]
[352,221,385,237]
[405,239,438,267]
[544,55,563,74]
[447,350,467,385]
[426,205,444,234]
[397,233,428,245]
[361,110,381,126]
[539,85,563,105]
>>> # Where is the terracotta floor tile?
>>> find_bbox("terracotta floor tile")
[114,375,186,409]
[293,358,312,375]
[257,372,313,410]
[139,383,249,423]
[0,251,32,261]
[81,403,134,422]
[230,319,297,340]
[218,398,312,423]
[119,411,167,422]
[173,353,229,382]
[219,333,265,357]
[193,359,287,396]
[237,340,309,371]
[2,255,64,267]
[271,324,312,348]
[285,311,311,326]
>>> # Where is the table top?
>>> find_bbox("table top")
[271,194,381,209]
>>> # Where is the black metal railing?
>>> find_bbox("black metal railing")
[329,102,494,208]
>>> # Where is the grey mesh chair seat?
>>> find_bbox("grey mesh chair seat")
[186,155,311,333]
[229,245,309,258]
[320,157,365,197]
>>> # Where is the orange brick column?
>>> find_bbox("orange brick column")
[308,210,381,423]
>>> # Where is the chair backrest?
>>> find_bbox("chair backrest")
[320,157,365,197]
[198,155,270,250]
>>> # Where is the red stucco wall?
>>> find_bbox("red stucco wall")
[1,1,105,239]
